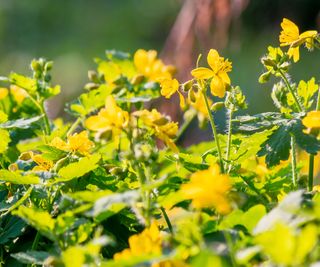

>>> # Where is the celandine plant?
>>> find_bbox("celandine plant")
[0,18,320,267]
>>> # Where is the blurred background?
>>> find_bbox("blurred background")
[0,0,320,120]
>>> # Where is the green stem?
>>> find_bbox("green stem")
[66,117,82,137]
[308,155,314,191]
[225,110,233,173]
[175,111,196,143]
[278,70,303,112]
[291,135,298,188]
[28,95,51,137]
[202,90,225,173]
[27,231,41,267]
[160,206,173,235]
[40,101,51,136]
[224,231,237,267]
[31,231,41,250]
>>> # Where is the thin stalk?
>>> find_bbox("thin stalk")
[308,88,320,191]
[27,231,41,267]
[308,155,314,191]
[28,95,51,137]
[225,109,233,172]
[291,135,298,188]
[66,117,82,137]
[224,231,237,267]
[202,90,225,173]
[278,70,303,112]
[279,70,301,188]
[160,207,173,235]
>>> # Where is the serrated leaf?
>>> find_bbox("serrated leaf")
[57,154,101,181]
[0,115,43,129]
[291,120,320,155]
[9,72,37,92]
[0,216,26,244]
[257,126,291,167]
[234,112,286,132]
[11,251,50,265]
[0,170,40,184]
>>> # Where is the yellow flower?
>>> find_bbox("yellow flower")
[134,49,175,81]
[113,222,162,261]
[0,88,9,100]
[32,154,53,171]
[160,78,185,109]
[10,85,28,104]
[50,131,94,155]
[67,131,94,155]
[181,165,232,213]
[279,18,318,62]
[134,109,178,152]
[191,49,232,98]
[85,95,129,138]
[302,111,320,130]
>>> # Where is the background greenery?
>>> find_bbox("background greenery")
[0,0,319,116]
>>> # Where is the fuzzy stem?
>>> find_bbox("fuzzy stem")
[66,117,82,137]
[202,90,225,173]
[225,109,233,172]
[291,135,298,188]
[278,70,303,112]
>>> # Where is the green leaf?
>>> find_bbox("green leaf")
[0,129,10,153]
[219,205,266,234]
[0,170,40,184]
[37,145,67,161]
[257,126,291,167]
[0,115,43,129]
[257,119,320,167]
[57,154,101,181]
[13,206,55,241]
[11,251,50,265]
[234,112,285,132]
[9,72,37,92]
[0,216,26,244]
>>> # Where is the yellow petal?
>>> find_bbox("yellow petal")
[85,114,110,131]
[160,78,179,98]
[302,111,320,129]
[210,76,226,98]
[288,46,300,62]
[279,18,299,44]
[191,67,214,79]
[178,90,185,109]
[207,49,220,71]
[218,72,231,85]
[299,30,318,39]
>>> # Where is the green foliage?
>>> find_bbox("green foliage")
[1,20,320,266]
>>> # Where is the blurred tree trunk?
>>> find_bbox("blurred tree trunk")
[161,0,249,80]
